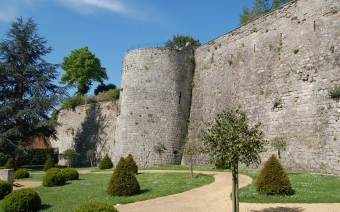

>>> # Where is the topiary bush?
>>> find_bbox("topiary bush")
[42,168,66,187]
[1,188,41,212]
[99,154,113,169]
[4,158,14,169]
[106,157,140,196]
[62,167,79,181]
[14,168,30,179]
[125,154,138,174]
[0,180,11,199]
[255,154,293,195]
[43,156,55,171]
[73,201,119,212]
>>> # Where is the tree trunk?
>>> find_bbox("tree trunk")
[278,149,281,159]
[190,157,193,178]
[232,163,239,212]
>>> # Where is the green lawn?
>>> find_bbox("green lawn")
[239,169,340,203]
[0,172,214,212]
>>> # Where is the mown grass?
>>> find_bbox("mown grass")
[0,172,214,212]
[239,169,340,203]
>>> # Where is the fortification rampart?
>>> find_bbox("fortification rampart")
[52,0,340,174]
[50,101,119,166]
[188,0,340,174]
[113,46,194,166]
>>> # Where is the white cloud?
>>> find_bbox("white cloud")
[57,0,128,14]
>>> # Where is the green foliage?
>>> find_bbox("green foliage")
[329,85,340,99]
[200,106,267,211]
[94,83,116,95]
[61,95,95,109]
[20,148,58,166]
[14,168,30,179]
[293,48,299,54]
[0,18,66,162]
[62,149,78,167]
[153,142,167,156]
[0,152,6,167]
[239,0,291,24]
[0,180,11,199]
[164,34,201,49]
[60,46,108,95]
[95,88,120,102]
[43,157,55,171]
[4,158,14,169]
[99,154,113,169]
[125,154,138,174]
[1,188,41,212]
[107,157,140,196]
[86,150,96,167]
[42,168,66,187]
[270,136,287,159]
[73,201,119,212]
[255,154,292,195]
[62,167,79,181]
[201,106,267,168]
[272,98,281,108]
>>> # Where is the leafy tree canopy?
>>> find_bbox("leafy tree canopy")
[0,17,66,164]
[60,46,108,95]
[94,83,116,95]
[239,0,291,25]
[164,34,201,49]
[201,106,267,212]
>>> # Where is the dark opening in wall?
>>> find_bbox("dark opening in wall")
[179,92,182,104]
[173,150,179,155]
[314,21,316,32]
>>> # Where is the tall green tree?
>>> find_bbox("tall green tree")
[60,46,108,95]
[164,34,201,49]
[239,0,291,25]
[200,107,267,212]
[0,17,66,166]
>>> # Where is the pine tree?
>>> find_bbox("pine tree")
[0,17,66,165]
[125,154,138,174]
[106,157,140,196]
[99,154,113,169]
[255,154,293,195]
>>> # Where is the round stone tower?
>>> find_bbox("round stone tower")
[112,45,194,167]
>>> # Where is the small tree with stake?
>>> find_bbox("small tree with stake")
[270,136,287,159]
[153,142,166,166]
[200,106,267,212]
[86,150,96,167]
[181,138,199,178]
[62,149,78,167]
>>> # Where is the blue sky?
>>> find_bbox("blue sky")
[0,0,254,95]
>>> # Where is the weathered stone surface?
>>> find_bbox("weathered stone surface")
[52,0,340,174]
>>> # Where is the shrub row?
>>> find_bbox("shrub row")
[42,167,79,187]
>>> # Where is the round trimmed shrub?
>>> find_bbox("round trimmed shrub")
[1,188,41,212]
[62,167,79,181]
[73,201,119,212]
[43,156,55,171]
[107,157,140,196]
[0,180,11,199]
[42,168,66,187]
[99,154,113,169]
[4,158,14,169]
[14,168,30,179]
[125,154,138,174]
[255,154,293,195]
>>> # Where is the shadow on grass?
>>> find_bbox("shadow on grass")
[139,189,150,194]
[250,206,305,212]
[40,204,52,210]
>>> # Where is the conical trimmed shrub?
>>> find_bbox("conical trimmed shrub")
[43,157,55,171]
[255,154,293,195]
[99,154,113,169]
[125,154,138,174]
[106,157,140,196]
[4,158,14,169]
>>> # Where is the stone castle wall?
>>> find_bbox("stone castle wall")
[52,0,340,174]
[113,46,194,166]
[50,101,119,166]
[188,0,340,174]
